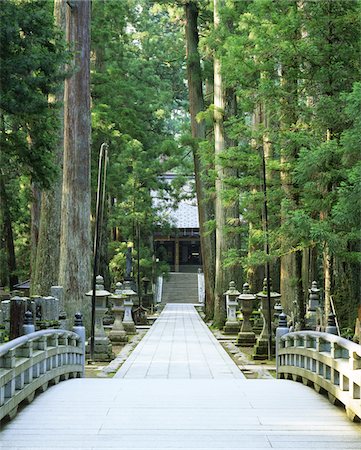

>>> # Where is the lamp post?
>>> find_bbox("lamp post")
[223,281,241,334]
[236,283,256,346]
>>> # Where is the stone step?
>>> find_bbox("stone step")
[161,273,199,304]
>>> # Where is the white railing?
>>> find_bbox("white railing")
[277,331,361,422]
[0,329,84,422]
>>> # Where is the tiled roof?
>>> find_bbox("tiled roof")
[162,200,199,228]
[153,174,199,229]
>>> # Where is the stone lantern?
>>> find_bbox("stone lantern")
[236,283,256,346]
[109,282,128,343]
[86,275,113,361]
[305,281,320,330]
[121,280,137,334]
[253,278,281,360]
[223,281,241,334]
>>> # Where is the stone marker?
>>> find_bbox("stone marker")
[10,296,28,339]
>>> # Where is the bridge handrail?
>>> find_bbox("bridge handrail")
[277,330,361,422]
[0,329,81,357]
[0,329,84,422]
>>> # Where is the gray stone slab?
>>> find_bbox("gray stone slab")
[2,303,360,448]
[115,304,244,379]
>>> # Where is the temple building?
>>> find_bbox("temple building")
[153,173,201,273]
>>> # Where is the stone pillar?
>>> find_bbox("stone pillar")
[121,280,136,335]
[86,275,113,361]
[236,283,256,346]
[109,282,128,343]
[51,286,65,313]
[276,312,289,376]
[39,296,59,322]
[10,296,28,339]
[223,281,241,334]
[253,279,281,360]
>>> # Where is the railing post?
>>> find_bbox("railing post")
[276,312,289,377]
[72,312,85,377]
[22,310,35,335]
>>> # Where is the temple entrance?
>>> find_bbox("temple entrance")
[155,238,202,272]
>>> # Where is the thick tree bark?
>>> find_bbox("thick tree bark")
[247,103,266,293]
[31,0,66,297]
[59,0,92,330]
[213,0,226,327]
[0,174,18,289]
[30,183,41,279]
[279,41,305,323]
[224,87,242,284]
[185,1,215,320]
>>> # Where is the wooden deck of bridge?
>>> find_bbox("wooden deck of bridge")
[1,304,360,449]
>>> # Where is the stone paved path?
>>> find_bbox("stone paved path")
[1,304,360,449]
[114,303,244,379]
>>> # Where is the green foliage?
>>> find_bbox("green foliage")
[0,0,68,186]
[0,0,69,287]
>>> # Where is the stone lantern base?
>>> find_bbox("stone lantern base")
[223,319,240,335]
[109,329,128,343]
[236,331,256,347]
[123,321,136,334]
[252,337,275,360]
[86,337,114,362]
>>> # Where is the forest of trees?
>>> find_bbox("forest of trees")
[0,0,360,336]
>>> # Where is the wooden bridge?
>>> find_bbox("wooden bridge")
[1,304,360,449]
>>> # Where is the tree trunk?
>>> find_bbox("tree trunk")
[30,183,41,280]
[247,103,265,293]
[279,33,304,322]
[59,0,92,330]
[0,174,18,289]
[224,87,242,285]
[31,0,66,297]
[213,0,226,327]
[185,1,215,320]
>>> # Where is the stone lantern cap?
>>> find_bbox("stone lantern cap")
[86,275,111,297]
[238,282,256,301]
[224,281,240,298]
[121,281,137,297]
[110,291,126,300]
[308,280,320,294]
[86,288,111,297]
[256,278,281,299]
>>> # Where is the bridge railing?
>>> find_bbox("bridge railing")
[0,329,84,422]
[277,331,361,422]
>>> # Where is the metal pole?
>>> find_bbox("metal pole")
[261,146,273,360]
[137,222,142,307]
[90,143,108,361]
